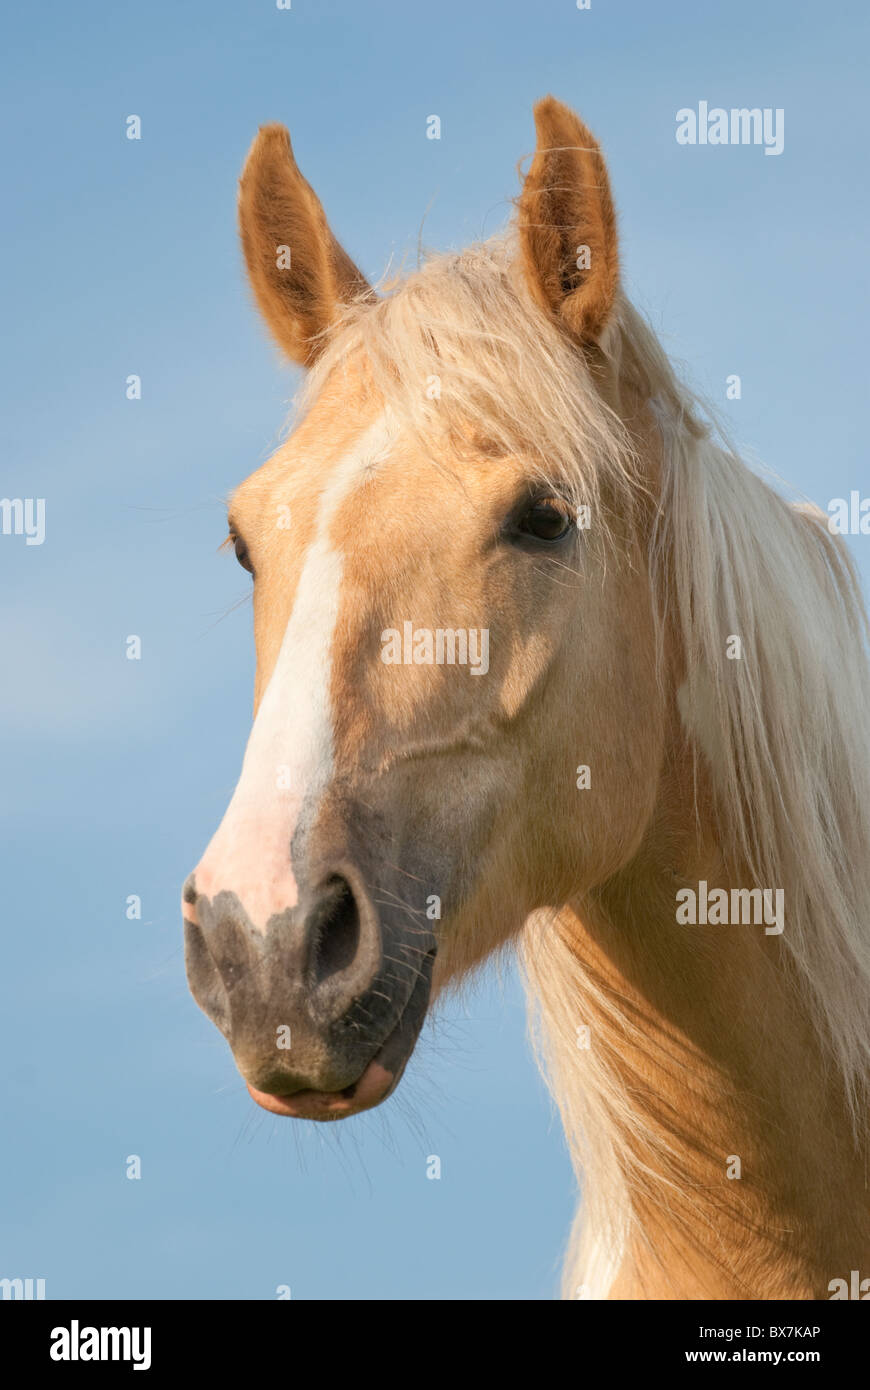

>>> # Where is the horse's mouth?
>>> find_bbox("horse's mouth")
[247,1057,400,1120]
[245,948,435,1121]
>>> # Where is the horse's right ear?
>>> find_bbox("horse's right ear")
[238,124,373,367]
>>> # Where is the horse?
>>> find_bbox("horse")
[183,97,870,1300]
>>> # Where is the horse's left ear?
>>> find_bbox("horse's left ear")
[517,97,619,346]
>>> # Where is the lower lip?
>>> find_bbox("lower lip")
[247,1059,396,1120]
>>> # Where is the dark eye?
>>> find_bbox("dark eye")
[517,498,573,542]
[231,533,254,575]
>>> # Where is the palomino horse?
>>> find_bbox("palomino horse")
[184,98,870,1299]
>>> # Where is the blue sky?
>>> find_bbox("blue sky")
[1,0,868,1299]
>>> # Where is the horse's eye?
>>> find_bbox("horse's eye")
[231,533,254,575]
[517,498,573,541]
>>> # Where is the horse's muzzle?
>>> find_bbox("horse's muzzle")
[182,864,436,1118]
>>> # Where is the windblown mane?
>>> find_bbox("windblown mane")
[297,236,870,1297]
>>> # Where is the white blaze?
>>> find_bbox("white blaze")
[195,414,392,930]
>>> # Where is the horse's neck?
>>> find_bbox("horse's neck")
[562,749,869,1300]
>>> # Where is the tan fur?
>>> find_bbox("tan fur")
[211,98,870,1298]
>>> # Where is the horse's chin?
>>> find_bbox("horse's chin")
[245,953,433,1120]
[247,1058,399,1121]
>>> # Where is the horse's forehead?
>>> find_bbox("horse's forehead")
[234,353,524,545]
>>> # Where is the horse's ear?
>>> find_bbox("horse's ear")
[517,97,619,346]
[238,124,373,366]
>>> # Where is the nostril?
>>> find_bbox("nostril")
[308,876,361,985]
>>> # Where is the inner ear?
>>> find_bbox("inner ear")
[516,96,620,347]
[238,123,374,366]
